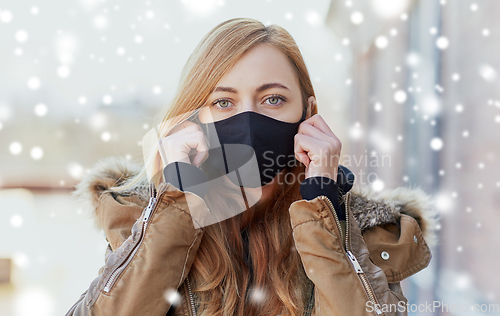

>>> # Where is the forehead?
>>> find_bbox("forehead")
[216,43,300,90]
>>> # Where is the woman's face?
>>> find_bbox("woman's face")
[198,43,313,123]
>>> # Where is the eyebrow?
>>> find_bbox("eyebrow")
[212,82,290,93]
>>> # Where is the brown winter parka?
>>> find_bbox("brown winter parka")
[65,156,437,316]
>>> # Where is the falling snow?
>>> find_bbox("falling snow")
[102,95,113,105]
[15,30,29,43]
[34,104,48,117]
[30,147,44,160]
[350,11,364,25]
[0,2,499,313]
[164,289,182,306]
[436,36,449,50]
[394,90,407,103]
[375,36,388,49]
[371,179,385,192]
[9,142,22,155]
[10,214,24,228]
[479,64,497,81]
[0,10,13,23]
[430,137,444,151]
[249,287,267,304]
[27,77,41,90]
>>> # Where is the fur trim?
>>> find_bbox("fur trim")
[350,185,439,248]
[72,156,150,221]
[73,156,439,247]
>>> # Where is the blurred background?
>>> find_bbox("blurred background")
[1,0,499,315]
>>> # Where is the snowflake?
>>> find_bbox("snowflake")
[57,65,70,78]
[27,76,41,90]
[371,179,385,192]
[101,131,111,142]
[479,64,497,81]
[436,36,449,50]
[0,10,13,23]
[102,94,113,105]
[11,214,24,228]
[350,12,364,25]
[430,138,443,151]
[68,162,84,179]
[9,141,22,155]
[15,30,29,43]
[164,289,182,306]
[393,90,407,103]
[249,287,267,304]
[375,36,388,49]
[34,103,48,116]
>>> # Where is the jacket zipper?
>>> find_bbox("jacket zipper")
[103,183,158,293]
[186,276,197,316]
[320,193,383,315]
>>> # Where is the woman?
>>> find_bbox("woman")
[67,18,437,316]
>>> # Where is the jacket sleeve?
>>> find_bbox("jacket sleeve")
[289,192,430,315]
[299,176,345,220]
[65,182,208,316]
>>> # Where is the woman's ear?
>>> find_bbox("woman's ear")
[307,96,316,118]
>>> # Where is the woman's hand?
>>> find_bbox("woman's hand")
[159,120,209,167]
[294,114,342,181]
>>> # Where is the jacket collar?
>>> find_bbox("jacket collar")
[73,156,439,247]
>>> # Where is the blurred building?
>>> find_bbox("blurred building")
[325,0,500,314]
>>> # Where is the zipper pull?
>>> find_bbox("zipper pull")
[346,251,364,274]
[150,181,157,198]
[143,196,157,222]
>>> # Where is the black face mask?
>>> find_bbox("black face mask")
[191,108,307,188]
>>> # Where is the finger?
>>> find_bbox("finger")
[181,131,208,152]
[305,114,338,139]
[294,134,309,166]
[295,133,338,166]
[161,127,205,151]
[192,151,208,167]
[162,131,206,164]
[299,122,342,155]
[169,120,202,136]
[294,134,323,166]
[191,135,209,167]
[298,121,333,143]
[295,133,328,155]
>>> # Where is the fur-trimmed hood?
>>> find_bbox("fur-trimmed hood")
[73,156,439,247]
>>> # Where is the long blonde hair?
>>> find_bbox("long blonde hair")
[111,18,318,316]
